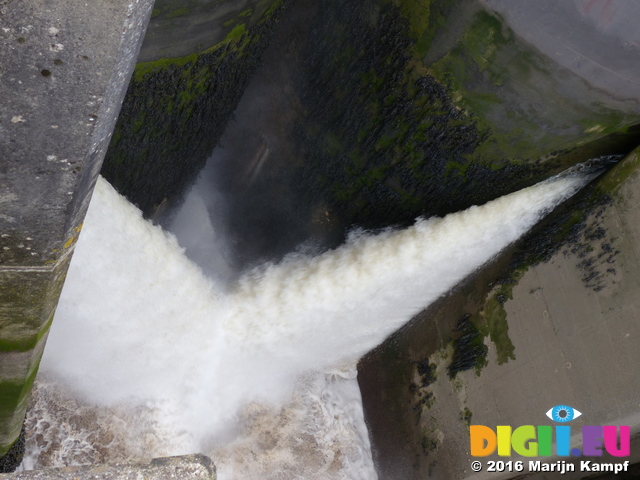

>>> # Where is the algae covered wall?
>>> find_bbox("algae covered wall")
[140,0,280,62]
[0,0,154,466]
[288,0,640,232]
[177,0,640,263]
[101,0,290,218]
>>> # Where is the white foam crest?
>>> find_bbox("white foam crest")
[36,172,590,477]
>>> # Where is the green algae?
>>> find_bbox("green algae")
[424,8,640,168]
[292,0,614,234]
[597,146,640,195]
[395,0,430,44]
[392,0,459,56]
[166,7,191,19]
[448,314,489,377]
[132,21,251,84]
[0,362,39,456]
[0,260,67,457]
[478,276,521,366]
[0,310,54,354]
[461,407,473,426]
[467,147,640,371]
[427,11,555,163]
[226,23,247,42]
[103,0,289,216]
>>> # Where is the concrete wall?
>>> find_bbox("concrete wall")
[0,454,215,480]
[0,0,154,461]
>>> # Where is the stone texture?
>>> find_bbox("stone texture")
[0,0,154,459]
[0,454,216,480]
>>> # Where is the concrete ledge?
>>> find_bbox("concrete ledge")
[0,454,216,480]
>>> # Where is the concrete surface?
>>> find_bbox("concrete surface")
[0,0,154,459]
[481,0,640,112]
[0,454,216,480]
[138,0,279,61]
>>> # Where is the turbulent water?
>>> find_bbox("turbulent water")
[24,171,591,479]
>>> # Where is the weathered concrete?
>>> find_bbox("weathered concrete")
[481,0,640,111]
[139,0,279,62]
[0,0,154,462]
[353,1,640,477]
[0,454,216,480]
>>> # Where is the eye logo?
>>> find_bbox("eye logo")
[470,406,630,458]
[546,405,582,422]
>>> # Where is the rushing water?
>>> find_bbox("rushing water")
[23,170,591,479]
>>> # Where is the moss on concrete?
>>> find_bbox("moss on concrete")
[448,314,489,377]
[477,275,521,365]
[291,0,575,232]
[132,21,253,84]
[0,315,53,354]
[444,13,637,161]
[0,365,39,421]
[466,148,640,373]
[289,0,640,235]
[285,0,638,242]
[0,249,71,457]
[102,0,289,216]
[596,145,640,195]
[165,6,190,19]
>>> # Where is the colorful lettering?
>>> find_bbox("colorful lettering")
[603,426,630,457]
[470,425,496,456]
[469,424,631,458]
[512,426,538,457]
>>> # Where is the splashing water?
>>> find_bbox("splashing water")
[26,171,591,478]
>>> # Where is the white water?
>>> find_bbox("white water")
[26,171,590,478]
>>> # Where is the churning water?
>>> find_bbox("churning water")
[24,171,591,479]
